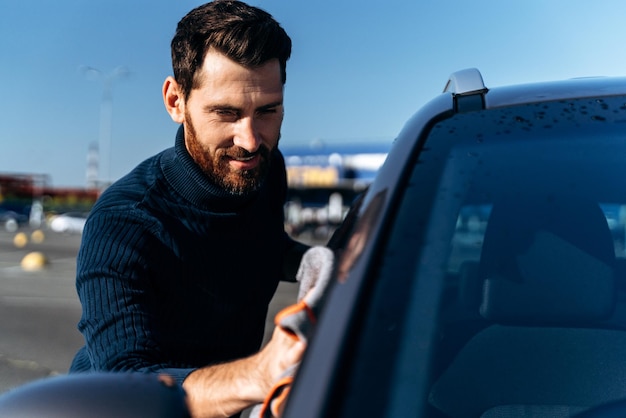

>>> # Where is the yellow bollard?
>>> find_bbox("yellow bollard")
[21,252,49,271]
[31,229,45,244]
[13,232,28,248]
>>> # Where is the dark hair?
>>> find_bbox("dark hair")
[171,0,292,99]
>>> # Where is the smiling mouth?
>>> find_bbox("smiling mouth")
[232,155,256,161]
[227,153,260,170]
[224,145,270,170]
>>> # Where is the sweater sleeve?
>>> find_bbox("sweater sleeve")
[74,207,194,385]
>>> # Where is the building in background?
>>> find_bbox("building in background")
[281,140,390,240]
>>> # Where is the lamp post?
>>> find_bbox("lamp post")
[81,65,130,189]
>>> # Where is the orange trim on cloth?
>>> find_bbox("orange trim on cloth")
[274,300,317,341]
[259,376,294,418]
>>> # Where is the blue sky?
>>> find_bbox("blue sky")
[2,1,626,187]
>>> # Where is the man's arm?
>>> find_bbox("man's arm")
[74,208,200,383]
[183,326,306,418]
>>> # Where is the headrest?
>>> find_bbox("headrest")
[478,195,616,324]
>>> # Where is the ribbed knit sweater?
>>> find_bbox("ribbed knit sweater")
[69,126,296,385]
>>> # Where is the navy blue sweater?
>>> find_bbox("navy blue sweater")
[70,127,296,384]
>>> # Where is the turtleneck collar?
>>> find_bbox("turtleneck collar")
[161,125,261,212]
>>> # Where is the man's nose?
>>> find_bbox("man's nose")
[233,117,261,152]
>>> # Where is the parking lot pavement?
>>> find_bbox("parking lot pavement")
[0,227,84,392]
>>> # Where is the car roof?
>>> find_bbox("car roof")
[485,75,626,109]
[444,68,626,110]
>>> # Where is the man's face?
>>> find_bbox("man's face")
[182,49,284,195]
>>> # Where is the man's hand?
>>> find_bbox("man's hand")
[254,326,306,396]
[182,326,306,418]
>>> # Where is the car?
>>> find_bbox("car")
[0,209,29,232]
[48,212,88,234]
[281,70,626,418]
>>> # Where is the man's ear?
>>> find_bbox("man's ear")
[162,76,185,123]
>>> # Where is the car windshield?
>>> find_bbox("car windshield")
[339,94,626,417]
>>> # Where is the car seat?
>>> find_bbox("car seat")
[429,194,626,418]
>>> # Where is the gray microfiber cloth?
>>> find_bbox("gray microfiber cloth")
[249,246,335,418]
[285,245,335,340]
[296,245,335,302]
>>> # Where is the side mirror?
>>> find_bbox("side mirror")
[0,372,189,417]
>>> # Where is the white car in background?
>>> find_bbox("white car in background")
[49,212,88,234]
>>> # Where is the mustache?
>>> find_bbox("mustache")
[225,145,271,159]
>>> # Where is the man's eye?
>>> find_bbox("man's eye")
[258,107,278,116]
[214,109,240,121]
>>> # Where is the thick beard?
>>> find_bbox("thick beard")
[184,116,274,196]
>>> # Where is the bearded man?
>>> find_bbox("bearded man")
[69,2,309,417]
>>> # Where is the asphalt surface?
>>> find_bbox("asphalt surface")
[0,226,310,396]
[0,227,84,392]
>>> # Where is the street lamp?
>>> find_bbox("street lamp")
[81,65,130,189]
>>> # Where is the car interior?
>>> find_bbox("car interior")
[431,194,626,417]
